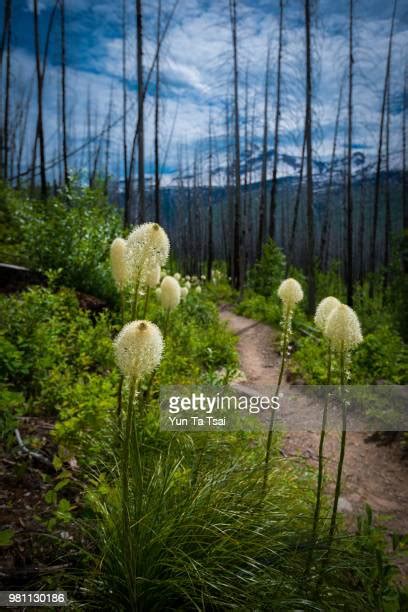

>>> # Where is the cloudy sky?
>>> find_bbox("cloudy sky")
[6,0,408,183]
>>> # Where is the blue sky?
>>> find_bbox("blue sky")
[5,0,408,183]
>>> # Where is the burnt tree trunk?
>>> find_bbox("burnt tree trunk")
[369,0,397,293]
[304,0,316,314]
[258,44,270,259]
[60,0,69,185]
[154,0,162,223]
[136,0,145,222]
[229,0,241,289]
[33,0,47,198]
[269,0,284,241]
[346,0,354,306]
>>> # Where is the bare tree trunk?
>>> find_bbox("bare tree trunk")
[0,0,11,180]
[3,0,11,181]
[225,97,233,276]
[33,0,47,198]
[29,1,57,192]
[8,91,23,182]
[369,0,397,292]
[319,80,343,269]
[403,64,407,232]
[60,0,69,185]
[17,80,34,188]
[136,0,145,222]
[304,0,315,314]
[126,0,178,223]
[229,0,241,289]
[358,168,366,282]
[258,44,270,259]
[269,0,284,241]
[154,0,162,223]
[346,0,354,306]
[207,111,213,280]
[286,129,306,276]
[383,85,391,290]
[248,92,256,265]
[87,90,92,186]
[242,65,249,283]
[122,0,130,224]
[104,85,113,194]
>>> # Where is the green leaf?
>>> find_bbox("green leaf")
[0,528,15,547]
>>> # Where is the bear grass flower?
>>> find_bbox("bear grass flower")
[126,222,170,285]
[114,320,163,381]
[126,223,169,318]
[314,296,341,332]
[325,304,363,352]
[180,287,188,299]
[114,320,164,559]
[147,264,161,289]
[263,278,304,495]
[110,237,128,290]
[160,276,181,311]
[195,286,202,294]
[277,278,303,310]
[306,294,342,579]
[313,302,363,585]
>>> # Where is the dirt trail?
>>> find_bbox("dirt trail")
[220,305,408,541]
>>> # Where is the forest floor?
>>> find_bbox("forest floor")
[219,305,408,579]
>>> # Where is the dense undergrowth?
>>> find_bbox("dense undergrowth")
[236,239,408,386]
[0,183,407,610]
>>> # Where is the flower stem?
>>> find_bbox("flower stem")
[262,305,291,495]
[305,343,332,577]
[316,345,347,592]
[328,348,347,542]
[163,308,171,338]
[131,277,140,320]
[117,374,124,421]
[120,290,125,325]
[121,376,136,544]
[142,286,150,319]
[144,309,170,404]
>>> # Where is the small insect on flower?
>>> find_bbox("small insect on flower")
[114,320,164,380]
[277,278,304,310]
[325,304,363,352]
[180,286,189,299]
[110,237,128,289]
[314,296,341,332]
[126,222,170,285]
[147,264,161,289]
[160,275,181,310]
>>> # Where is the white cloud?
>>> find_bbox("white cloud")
[11,0,408,182]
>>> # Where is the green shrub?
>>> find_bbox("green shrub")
[0,180,121,301]
[247,238,286,296]
[291,323,407,385]
[0,286,239,463]
[316,261,346,303]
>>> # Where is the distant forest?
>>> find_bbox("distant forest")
[0,0,407,313]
